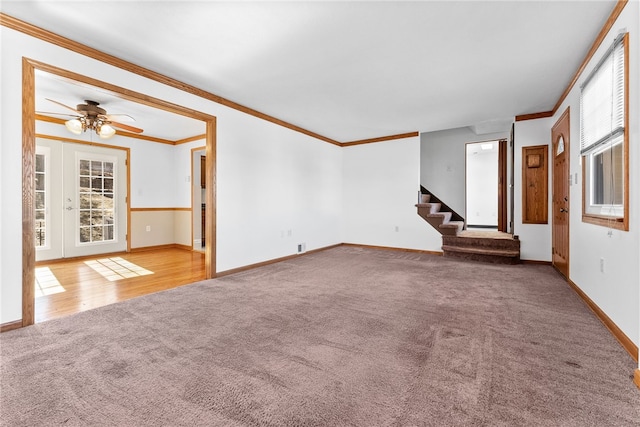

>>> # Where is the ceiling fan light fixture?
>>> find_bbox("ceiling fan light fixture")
[97,123,116,139]
[65,118,83,135]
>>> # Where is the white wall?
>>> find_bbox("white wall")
[420,127,509,216]
[342,137,441,251]
[518,2,639,349]
[564,1,639,349]
[0,26,342,323]
[513,118,553,261]
[216,116,343,271]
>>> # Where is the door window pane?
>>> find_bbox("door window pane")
[78,159,116,244]
[35,153,46,247]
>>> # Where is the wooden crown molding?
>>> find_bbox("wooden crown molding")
[515,111,554,122]
[36,114,204,145]
[175,134,206,145]
[552,0,628,114]
[498,1,628,123]
[1,13,420,148]
[0,13,341,146]
[342,132,420,147]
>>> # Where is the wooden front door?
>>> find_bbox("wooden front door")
[551,108,570,278]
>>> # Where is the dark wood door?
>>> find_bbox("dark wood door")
[551,108,570,278]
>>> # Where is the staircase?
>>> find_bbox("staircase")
[415,193,464,236]
[415,188,521,264]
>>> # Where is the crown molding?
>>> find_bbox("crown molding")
[1,13,342,146]
[552,0,627,115]
[342,132,420,147]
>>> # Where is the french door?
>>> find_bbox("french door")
[36,139,128,261]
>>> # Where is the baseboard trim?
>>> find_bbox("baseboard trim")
[215,244,343,278]
[567,278,638,362]
[521,260,552,265]
[130,243,194,253]
[634,369,640,390]
[341,243,443,256]
[1,320,23,333]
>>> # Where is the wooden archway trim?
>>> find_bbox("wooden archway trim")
[21,58,217,326]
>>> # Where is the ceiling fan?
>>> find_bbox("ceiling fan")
[38,98,144,139]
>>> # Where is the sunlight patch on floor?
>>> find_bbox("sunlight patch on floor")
[84,257,154,281]
[35,267,65,297]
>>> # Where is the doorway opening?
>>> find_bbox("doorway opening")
[192,147,206,252]
[22,58,217,326]
[465,140,499,231]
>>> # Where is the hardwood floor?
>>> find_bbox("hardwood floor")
[35,248,206,323]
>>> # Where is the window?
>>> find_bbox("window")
[580,33,628,230]
[35,148,49,248]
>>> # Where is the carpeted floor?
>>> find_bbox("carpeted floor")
[1,246,639,426]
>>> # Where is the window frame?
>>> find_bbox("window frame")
[35,146,51,250]
[581,32,629,231]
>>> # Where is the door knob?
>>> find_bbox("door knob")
[560,208,568,213]
[66,206,74,211]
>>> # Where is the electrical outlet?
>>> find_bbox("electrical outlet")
[146,225,151,232]
[395,226,399,232]
[600,258,605,273]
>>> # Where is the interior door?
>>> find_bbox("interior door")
[551,108,570,278]
[36,139,127,260]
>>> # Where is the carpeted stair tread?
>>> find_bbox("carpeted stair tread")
[415,202,442,213]
[427,211,452,222]
[441,234,521,264]
[442,244,520,257]
[439,220,464,229]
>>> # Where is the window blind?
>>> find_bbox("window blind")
[580,34,625,155]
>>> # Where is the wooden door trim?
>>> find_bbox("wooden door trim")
[551,107,570,278]
[498,139,508,232]
[22,58,216,327]
[190,145,206,253]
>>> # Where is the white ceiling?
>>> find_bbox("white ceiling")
[2,1,618,142]
[34,70,205,141]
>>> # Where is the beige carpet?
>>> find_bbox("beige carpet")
[1,246,639,426]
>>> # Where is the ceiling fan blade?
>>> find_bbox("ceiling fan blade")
[46,98,81,114]
[103,114,135,122]
[110,121,143,133]
[36,111,79,118]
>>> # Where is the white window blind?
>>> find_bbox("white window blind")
[580,34,625,155]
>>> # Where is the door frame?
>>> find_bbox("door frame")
[497,139,508,232]
[463,138,507,230]
[35,137,130,261]
[22,58,217,326]
[551,107,570,278]
[191,146,206,251]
